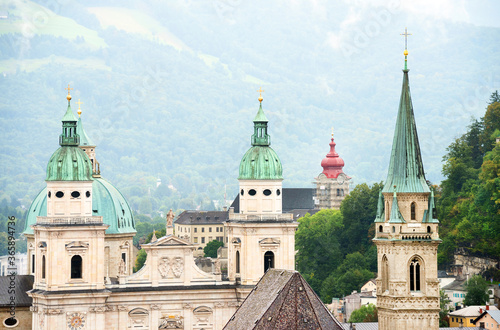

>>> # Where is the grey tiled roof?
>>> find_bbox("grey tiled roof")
[231,188,316,213]
[174,210,229,225]
[0,275,33,307]
[224,269,343,329]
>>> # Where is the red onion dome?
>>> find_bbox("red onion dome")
[321,137,345,178]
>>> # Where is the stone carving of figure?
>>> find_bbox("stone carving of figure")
[166,209,175,227]
[214,258,221,274]
[119,259,126,275]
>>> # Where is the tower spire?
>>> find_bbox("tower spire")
[60,86,79,147]
[382,54,429,194]
[251,94,270,147]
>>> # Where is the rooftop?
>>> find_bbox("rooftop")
[175,210,229,225]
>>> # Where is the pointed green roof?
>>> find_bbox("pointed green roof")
[388,191,405,223]
[374,190,385,223]
[62,105,77,122]
[253,103,269,122]
[77,117,94,146]
[383,69,430,193]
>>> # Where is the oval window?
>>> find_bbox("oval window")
[86,191,91,198]
[277,189,281,196]
[248,189,257,196]
[263,189,272,196]
[71,191,80,198]
[48,191,51,198]
[3,317,18,327]
[240,189,244,196]
[55,191,64,198]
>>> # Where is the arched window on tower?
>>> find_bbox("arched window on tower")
[235,251,240,274]
[409,257,421,291]
[385,201,390,221]
[71,255,82,279]
[382,255,389,292]
[411,202,416,220]
[264,251,274,273]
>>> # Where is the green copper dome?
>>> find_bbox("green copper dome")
[238,146,283,180]
[24,178,136,235]
[238,102,283,180]
[46,146,93,181]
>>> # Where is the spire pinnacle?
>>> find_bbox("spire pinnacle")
[400,27,411,71]
[65,84,73,104]
[76,99,83,117]
[257,87,264,103]
[331,126,334,139]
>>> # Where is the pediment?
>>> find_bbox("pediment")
[65,241,89,249]
[151,235,191,246]
[259,237,280,245]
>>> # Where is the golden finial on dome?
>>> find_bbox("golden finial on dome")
[65,84,73,102]
[331,126,334,138]
[76,99,83,117]
[257,87,264,103]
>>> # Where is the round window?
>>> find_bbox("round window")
[248,189,257,196]
[3,317,18,327]
[86,191,91,198]
[55,191,64,198]
[240,189,244,196]
[277,189,281,196]
[48,191,51,198]
[263,189,272,196]
[71,191,81,198]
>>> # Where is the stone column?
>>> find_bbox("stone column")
[118,305,128,329]
[150,304,161,329]
[183,303,192,330]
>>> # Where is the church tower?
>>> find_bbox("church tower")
[373,31,441,330]
[29,88,109,330]
[226,90,298,285]
[314,129,351,209]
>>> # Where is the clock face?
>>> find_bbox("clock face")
[67,313,85,330]
[337,174,345,185]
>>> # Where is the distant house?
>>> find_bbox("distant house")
[442,279,467,310]
[473,309,500,329]
[448,305,499,328]
[343,290,377,322]
[361,279,377,295]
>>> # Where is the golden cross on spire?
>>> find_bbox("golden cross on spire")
[65,84,73,102]
[76,99,83,117]
[400,27,411,51]
[331,126,334,138]
[257,87,264,103]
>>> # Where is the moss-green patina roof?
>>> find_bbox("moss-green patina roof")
[23,177,136,235]
[45,146,93,181]
[62,105,77,122]
[77,117,94,146]
[253,104,268,122]
[238,146,283,180]
[383,69,430,194]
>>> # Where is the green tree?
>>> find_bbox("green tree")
[340,182,383,254]
[439,289,451,327]
[463,275,490,306]
[203,240,224,258]
[295,209,344,295]
[348,304,378,323]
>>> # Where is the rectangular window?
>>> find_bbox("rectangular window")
[216,227,219,232]
[31,254,35,274]
[220,227,223,232]
[209,227,212,232]
[201,237,205,244]
[202,227,205,233]
[194,237,198,243]
[122,253,126,262]
[194,228,197,233]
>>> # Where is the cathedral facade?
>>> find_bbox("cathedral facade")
[23,92,296,330]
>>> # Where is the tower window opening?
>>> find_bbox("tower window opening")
[382,255,389,292]
[277,189,281,196]
[41,255,46,279]
[48,191,51,198]
[263,189,272,196]
[86,191,91,198]
[241,189,244,196]
[71,191,80,198]
[385,201,390,221]
[71,255,83,279]
[411,202,416,220]
[55,191,64,198]
[264,251,275,273]
[31,254,35,274]
[236,251,240,274]
[392,226,395,233]
[336,189,341,196]
[249,189,257,196]
[427,226,431,233]
[379,225,383,233]
[410,258,421,291]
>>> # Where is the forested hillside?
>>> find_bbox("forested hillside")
[1,0,500,217]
